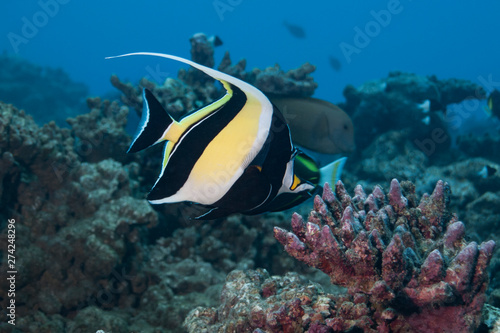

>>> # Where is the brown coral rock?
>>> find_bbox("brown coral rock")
[184,269,377,333]
[67,97,131,163]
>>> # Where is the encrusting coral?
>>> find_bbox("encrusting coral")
[274,179,495,332]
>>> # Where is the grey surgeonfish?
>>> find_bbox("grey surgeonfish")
[270,96,355,155]
[106,52,346,220]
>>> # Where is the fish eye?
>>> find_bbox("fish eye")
[343,124,349,130]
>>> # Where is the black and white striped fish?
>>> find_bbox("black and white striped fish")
[107,52,345,219]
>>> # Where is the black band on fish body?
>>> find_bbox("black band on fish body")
[147,83,247,201]
[202,105,292,217]
[242,105,297,215]
[195,165,272,220]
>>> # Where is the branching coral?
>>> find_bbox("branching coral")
[274,179,495,332]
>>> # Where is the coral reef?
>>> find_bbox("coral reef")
[0,99,297,332]
[185,269,352,333]
[344,120,500,312]
[66,97,131,163]
[111,70,217,119]
[457,133,500,164]
[184,179,496,332]
[189,33,218,68]
[355,130,429,183]
[273,180,495,332]
[341,71,485,152]
[183,33,222,85]
[0,81,311,333]
[218,51,318,96]
[1,34,499,333]
[0,102,156,332]
[0,53,88,127]
[481,304,500,332]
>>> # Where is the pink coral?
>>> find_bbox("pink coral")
[274,179,495,332]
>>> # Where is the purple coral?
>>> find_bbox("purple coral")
[274,179,495,332]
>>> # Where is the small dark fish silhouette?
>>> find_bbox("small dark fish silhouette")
[328,56,342,72]
[283,20,306,38]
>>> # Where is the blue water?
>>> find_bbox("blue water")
[2,0,500,105]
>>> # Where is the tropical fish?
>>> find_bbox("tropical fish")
[418,100,431,113]
[265,152,346,212]
[269,96,355,155]
[486,89,500,119]
[328,56,342,72]
[190,32,223,48]
[106,52,346,220]
[478,165,497,179]
[421,115,431,126]
[283,20,306,38]
[417,99,444,114]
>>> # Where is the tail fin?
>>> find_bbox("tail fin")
[128,88,175,153]
[319,157,347,187]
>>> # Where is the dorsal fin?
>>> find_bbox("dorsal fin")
[106,52,268,104]
[128,88,175,153]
